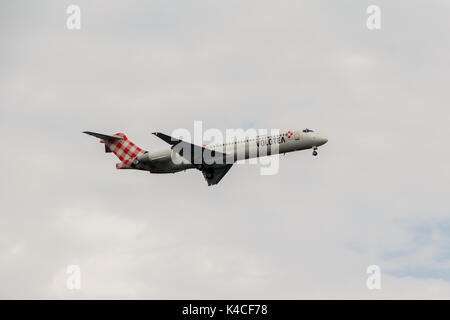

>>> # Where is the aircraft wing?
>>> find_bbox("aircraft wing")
[202,164,233,186]
[152,132,228,165]
[152,132,233,185]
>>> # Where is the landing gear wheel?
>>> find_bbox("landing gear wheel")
[313,150,318,156]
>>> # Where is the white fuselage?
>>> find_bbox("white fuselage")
[133,129,328,174]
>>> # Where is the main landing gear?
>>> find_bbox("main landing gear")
[312,147,318,156]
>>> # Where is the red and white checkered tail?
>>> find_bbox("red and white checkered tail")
[102,133,147,169]
[83,131,148,169]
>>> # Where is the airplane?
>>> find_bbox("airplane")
[83,129,328,186]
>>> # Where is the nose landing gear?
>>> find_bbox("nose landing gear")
[312,147,318,156]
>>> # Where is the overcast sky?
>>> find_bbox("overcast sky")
[1,0,450,299]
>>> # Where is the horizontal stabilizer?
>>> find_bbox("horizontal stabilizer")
[83,131,123,141]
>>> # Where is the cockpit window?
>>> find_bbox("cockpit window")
[303,128,314,133]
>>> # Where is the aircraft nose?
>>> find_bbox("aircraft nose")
[317,136,328,146]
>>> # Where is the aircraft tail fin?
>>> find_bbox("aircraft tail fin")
[83,131,147,168]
